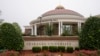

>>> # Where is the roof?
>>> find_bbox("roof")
[30,5,85,24]
[42,5,83,17]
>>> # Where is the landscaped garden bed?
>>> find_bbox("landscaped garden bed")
[0,50,19,56]
[0,49,99,56]
[18,49,99,56]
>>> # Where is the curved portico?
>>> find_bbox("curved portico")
[26,5,85,36]
[24,5,85,36]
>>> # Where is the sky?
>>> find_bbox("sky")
[0,0,100,32]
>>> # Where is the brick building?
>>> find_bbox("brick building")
[23,5,86,50]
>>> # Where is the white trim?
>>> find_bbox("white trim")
[23,40,78,50]
[30,19,84,26]
[30,15,86,25]
[42,15,84,20]
[58,19,85,22]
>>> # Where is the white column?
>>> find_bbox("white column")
[34,24,37,36]
[78,22,81,33]
[58,21,61,36]
[31,26,33,35]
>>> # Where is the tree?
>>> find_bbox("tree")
[0,11,4,49]
[12,22,22,35]
[79,16,100,50]
[0,19,4,49]
[45,24,54,36]
[0,10,3,24]
[0,23,24,51]
[0,26,4,49]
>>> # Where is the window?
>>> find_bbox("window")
[63,25,72,34]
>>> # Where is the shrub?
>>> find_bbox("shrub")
[32,47,41,53]
[49,46,58,52]
[0,23,24,51]
[66,46,74,53]
[98,49,100,56]
[12,22,22,35]
[58,46,65,52]
[75,47,80,51]
[42,46,49,51]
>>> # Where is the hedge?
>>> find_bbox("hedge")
[32,46,75,53]
[58,46,65,52]
[75,47,80,51]
[49,46,58,52]
[42,46,49,51]
[32,47,41,53]
[66,46,74,53]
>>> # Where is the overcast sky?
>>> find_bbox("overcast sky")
[0,0,100,32]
